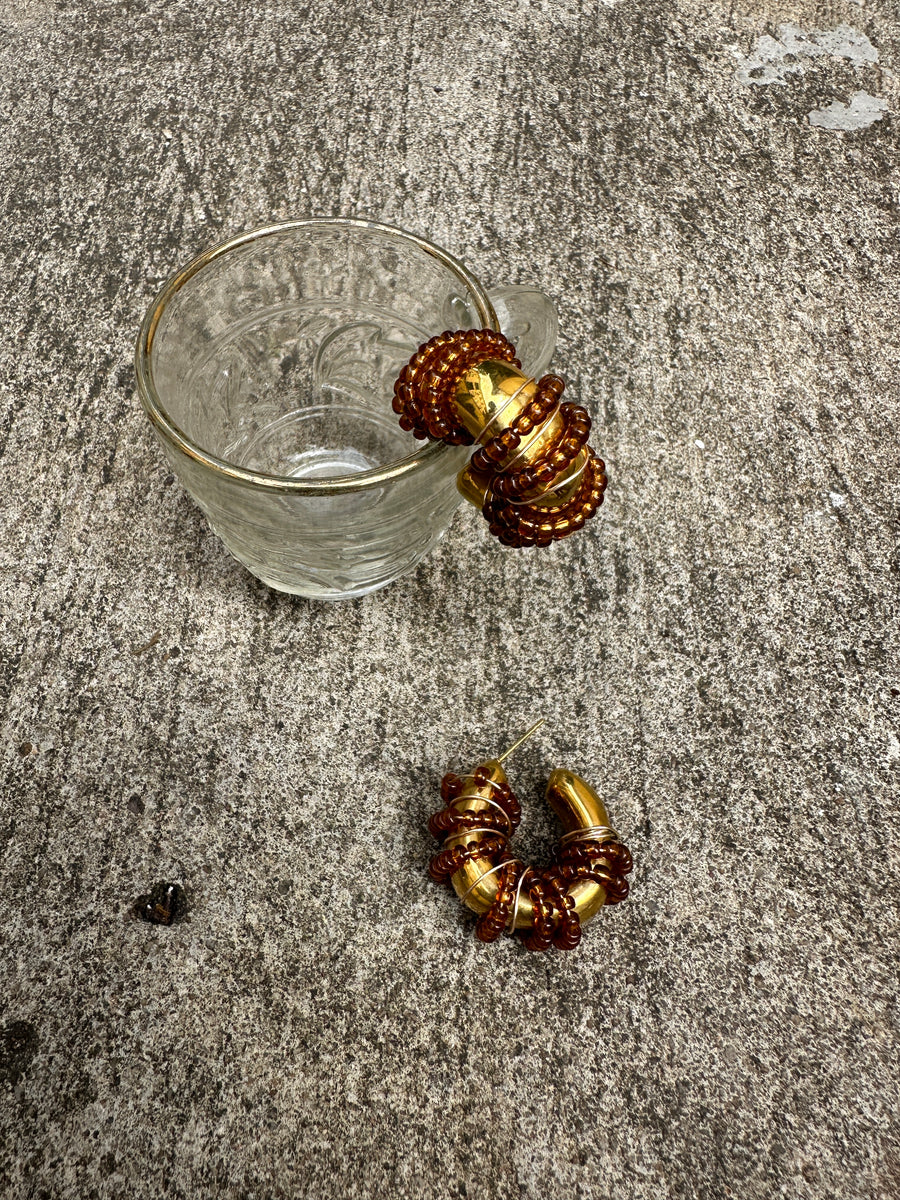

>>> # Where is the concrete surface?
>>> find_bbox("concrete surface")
[1,1,899,1197]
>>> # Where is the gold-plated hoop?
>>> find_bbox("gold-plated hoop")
[392,332,608,548]
[428,731,632,952]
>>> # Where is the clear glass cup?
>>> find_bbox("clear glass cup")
[135,219,558,600]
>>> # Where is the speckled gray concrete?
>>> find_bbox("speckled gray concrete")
[2,1,899,1197]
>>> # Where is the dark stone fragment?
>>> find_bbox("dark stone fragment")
[134,881,187,926]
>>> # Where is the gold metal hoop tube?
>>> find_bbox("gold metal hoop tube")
[448,764,615,930]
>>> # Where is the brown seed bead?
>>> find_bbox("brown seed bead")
[428,845,468,884]
[524,928,553,953]
[470,430,521,474]
[473,378,565,478]
[606,879,630,903]
[558,838,632,876]
[440,772,465,802]
[522,880,555,951]
[498,786,522,829]
[554,917,582,951]
[541,873,571,926]
[475,861,518,942]
[435,771,522,834]
[578,866,628,902]
[510,379,561,431]
[551,836,633,906]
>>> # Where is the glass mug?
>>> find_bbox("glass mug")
[135,219,558,600]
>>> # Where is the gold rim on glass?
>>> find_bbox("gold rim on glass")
[134,218,500,495]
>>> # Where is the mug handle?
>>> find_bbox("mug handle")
[487,286,559,379]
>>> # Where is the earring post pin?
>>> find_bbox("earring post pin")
[497,718,546,764]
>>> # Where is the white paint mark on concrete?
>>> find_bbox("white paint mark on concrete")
[828,491,846,507]
[815,25,880,65]
[887,733,900,765]
[736,23,878,86]
[694,438,706,449]
[809,91,889,130]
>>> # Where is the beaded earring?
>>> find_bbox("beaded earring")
[392,330,607,547]
[427,721,632,951]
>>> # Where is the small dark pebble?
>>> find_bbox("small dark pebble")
[126,795,145,816]
[134,881,186,926]
[17,742,32,756]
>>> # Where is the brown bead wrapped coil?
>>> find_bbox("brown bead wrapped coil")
[392,329,608,547]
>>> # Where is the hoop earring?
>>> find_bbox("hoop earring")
[392,331,607,548]
[428,721,632,952]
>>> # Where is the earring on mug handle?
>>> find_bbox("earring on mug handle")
[392,331,607,548]
[428,720,632,952]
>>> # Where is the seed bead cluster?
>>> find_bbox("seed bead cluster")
[485,449,608,549]
[393,329,607,547]
[392,329,521,445]
[427,767,520,890]
[428,770,632,952]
